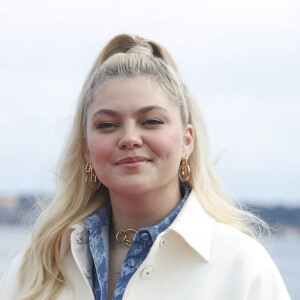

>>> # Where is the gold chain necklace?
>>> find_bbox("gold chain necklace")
[112,218,137,247]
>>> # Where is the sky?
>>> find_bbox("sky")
[0,0,299,205]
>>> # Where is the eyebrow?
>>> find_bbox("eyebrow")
[92,105,169,120]
[137,105,168,115]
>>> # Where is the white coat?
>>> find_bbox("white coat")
[0,190,290,300]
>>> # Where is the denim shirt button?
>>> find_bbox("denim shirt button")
[127,258,136,267]
[141,232,150,241]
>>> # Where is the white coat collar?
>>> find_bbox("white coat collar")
[60,221,87,260]
[59,190,215,262]
[168,190,215,262]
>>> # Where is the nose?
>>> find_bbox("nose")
[118,124,143,150]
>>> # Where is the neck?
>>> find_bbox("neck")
[109,181,182,230]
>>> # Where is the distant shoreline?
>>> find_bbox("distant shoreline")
[0,195,299,237]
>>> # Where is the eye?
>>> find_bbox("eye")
[97,122,118,130]
[142,119,164,126]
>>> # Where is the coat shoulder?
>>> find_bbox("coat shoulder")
[213,222,269,259]
[212,222,273,266]
[210,222,290,299]
[0,250,26,299]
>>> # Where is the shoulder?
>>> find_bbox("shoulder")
[210,223,290,299]
[213,222,262,250]
[213,222,269,261]
[212,222,274,270]
[0,250,26,299]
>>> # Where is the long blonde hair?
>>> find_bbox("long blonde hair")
[17,34,267,299]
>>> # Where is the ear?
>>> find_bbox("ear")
[82,136,91,162]
[182,124,194,160]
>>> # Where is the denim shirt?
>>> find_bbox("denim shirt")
[85,184,190,300]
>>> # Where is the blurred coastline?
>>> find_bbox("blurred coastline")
[0,194,299,236]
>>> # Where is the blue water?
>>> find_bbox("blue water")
[263,236,300,299]
[0,226,299,298]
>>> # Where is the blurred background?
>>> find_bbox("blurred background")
[0,0,299,297]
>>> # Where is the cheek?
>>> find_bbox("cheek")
[87,136,112,163]
[151,130,183,161]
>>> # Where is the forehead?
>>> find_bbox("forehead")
[91,77,178,112]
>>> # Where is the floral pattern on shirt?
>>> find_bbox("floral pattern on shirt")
[85,184,190,300]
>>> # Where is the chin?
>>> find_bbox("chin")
[108,181,153,195]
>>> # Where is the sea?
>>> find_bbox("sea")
[0,225,299,299]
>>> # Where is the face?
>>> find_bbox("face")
[84,77,194,196]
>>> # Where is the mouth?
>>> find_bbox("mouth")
[116,156,151,167]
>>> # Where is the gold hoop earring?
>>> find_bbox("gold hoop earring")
[178,157,190,182]
[85,161,101,191]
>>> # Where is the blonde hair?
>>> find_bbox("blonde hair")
[17,34,267,299]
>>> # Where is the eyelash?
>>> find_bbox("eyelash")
[97,122,118,130]
[142,119,164,126]
[96,119,164,131]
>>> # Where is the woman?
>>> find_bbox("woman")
[0,34,290,300]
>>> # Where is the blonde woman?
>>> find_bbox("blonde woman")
[0,34,290,300]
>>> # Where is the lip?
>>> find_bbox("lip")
[116,156,151,165]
